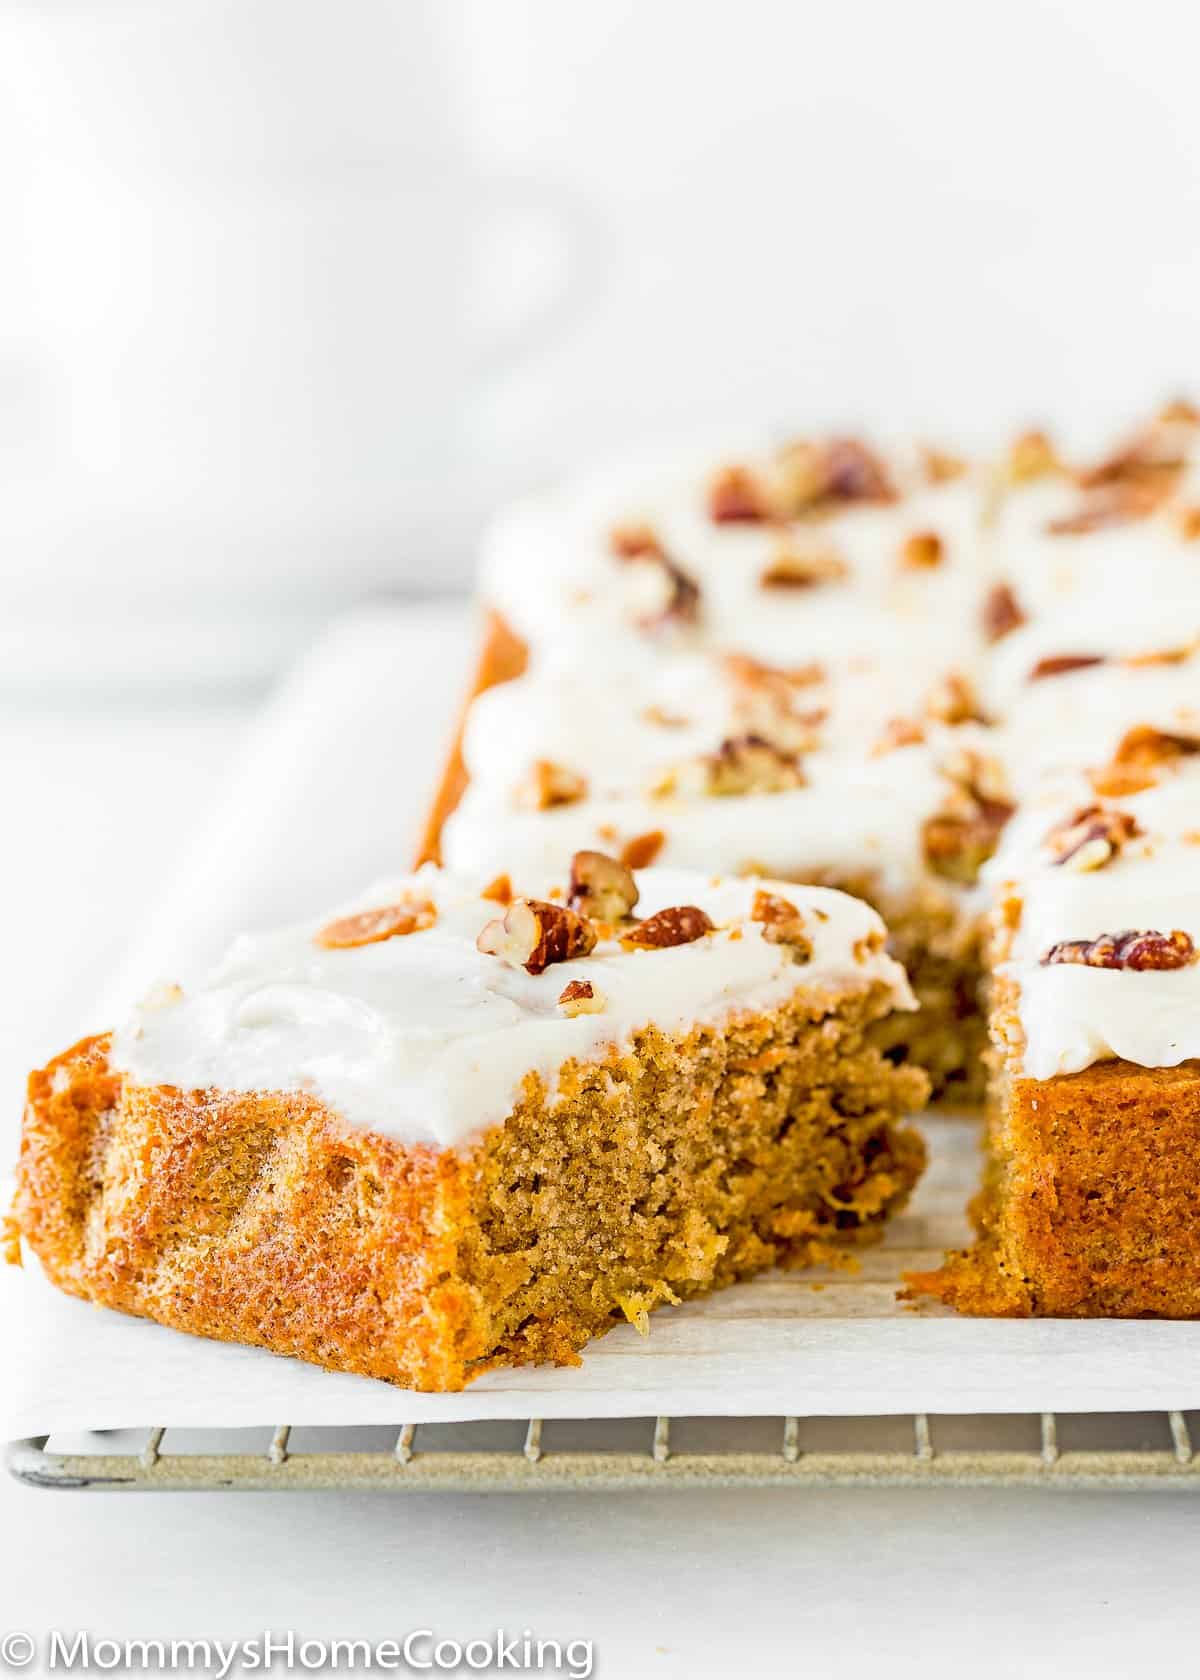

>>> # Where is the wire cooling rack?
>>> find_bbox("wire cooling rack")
[9,1411,1200,1492]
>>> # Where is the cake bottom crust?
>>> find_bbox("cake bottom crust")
[14,985,928,1390]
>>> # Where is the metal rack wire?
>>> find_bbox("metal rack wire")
[10,1411,1200,1492]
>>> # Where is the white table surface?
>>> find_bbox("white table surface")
[4,602,1199,1679]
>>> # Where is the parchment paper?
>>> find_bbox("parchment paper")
[8,606,1200,1436]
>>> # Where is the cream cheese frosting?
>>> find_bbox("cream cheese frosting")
[987,765,1200,1079]
[461,409,1200,1083]
[111,867,915,1150]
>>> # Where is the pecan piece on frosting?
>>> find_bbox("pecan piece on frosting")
[924,669,984,726]
[1029,653,1106,681]
[1045,483,1168,535]
[900,529,944,570]
[750,890,813,961]
[557,978,607,1016]
[568,849,640,922]
[982,581,1027,643]
[316,899,437,949]
[476,898,598,975]
[515,759,588,811]
[619,829,666,870]
[612,531,702,631]
[760,540,849,590]
[1006,429,1061,483]
[1112,724,1200,769]
[620,904,714,950]
[919,445,968,485]
[481,873,513,905]
[871,716,926,756]
[1041,929,1196,972]
[1044,805,1142,871]
[922,749,1015,885]
[724,652,825,692]
[708,464,768,523]
[701,734,806,796]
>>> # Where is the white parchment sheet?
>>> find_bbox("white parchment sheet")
[7,607,1200,1436]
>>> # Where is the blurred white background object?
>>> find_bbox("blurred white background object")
[1,0,1199,683]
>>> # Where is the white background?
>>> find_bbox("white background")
[5,1,1200,1672]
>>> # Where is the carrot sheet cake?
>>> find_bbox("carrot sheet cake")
[420,401,1200,1317]
[11,862,928,1389]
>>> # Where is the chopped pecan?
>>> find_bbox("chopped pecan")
[609,522,665,560]
[481,873,513,905]
[922,749,1014,884]
[619,548,702,630]
[724,652,825,691]
[557,978,606,1016]
[982,581,1027,643]
[1006,429,1061,482]
[1087,763,1157,800]
[1075,423,1187,492]
[708,463,768,523]
[818,437,898,504]
[1045,482,1167,535]
[760,540,849,590]
[641,703,691,728]
[316,899,437,949]
[1044,805,1142,871]
[699,734,806,796]
[750,890,813,960]
[476,898,598,975]
[619,829,666,869]
[1124,643,1196,668]
[1112,725,1200,768]
[515,759,588,810]
[620,905,714,950]
[568,850,640,921]
[919,445,968,484]
[1029,653,1106,681]
[925,669,984,726]
[1159,397,1200,426]
[318,900,436,951]
[900,529,944,569]
[871,716,926,756]
[1041,929,1196,971]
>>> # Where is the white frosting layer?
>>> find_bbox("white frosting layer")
[988,767,1200,1079]
[464,413,1200,1080]
[111,867,914,1149]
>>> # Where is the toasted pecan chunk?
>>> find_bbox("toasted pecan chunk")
[982,581,1026,643]
[1045,805,1141,871]
[609,522,665,560]
[621,905,714,950]
[516,759,589,811]
[1159,397,1200,426]
[476,898,598,975]
[316,899,437,949]
[923,749,1014,885]
[1123,642,1196,668]
[708,463,768,523]
[1177,505,1200,541]
[724,652,825,691]
[701,734,806,796]
[871,716,926,756]
[619,830,666,870]
[568,850,639,922]
[1029,653,1106,681]
[619,546,702,630]
[1045,482,1169,534]
[925,669,983,726]
[900,529,944,569]
[818,437,898,504]
[1006,429,1061,483]
[760,541,849,590]
[1041,929,1196,972]
[557,978,606,1016]
[1112,724,1200,768]
[919,445,968,485]
[481,873,513,905]
[750,890,813,960]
